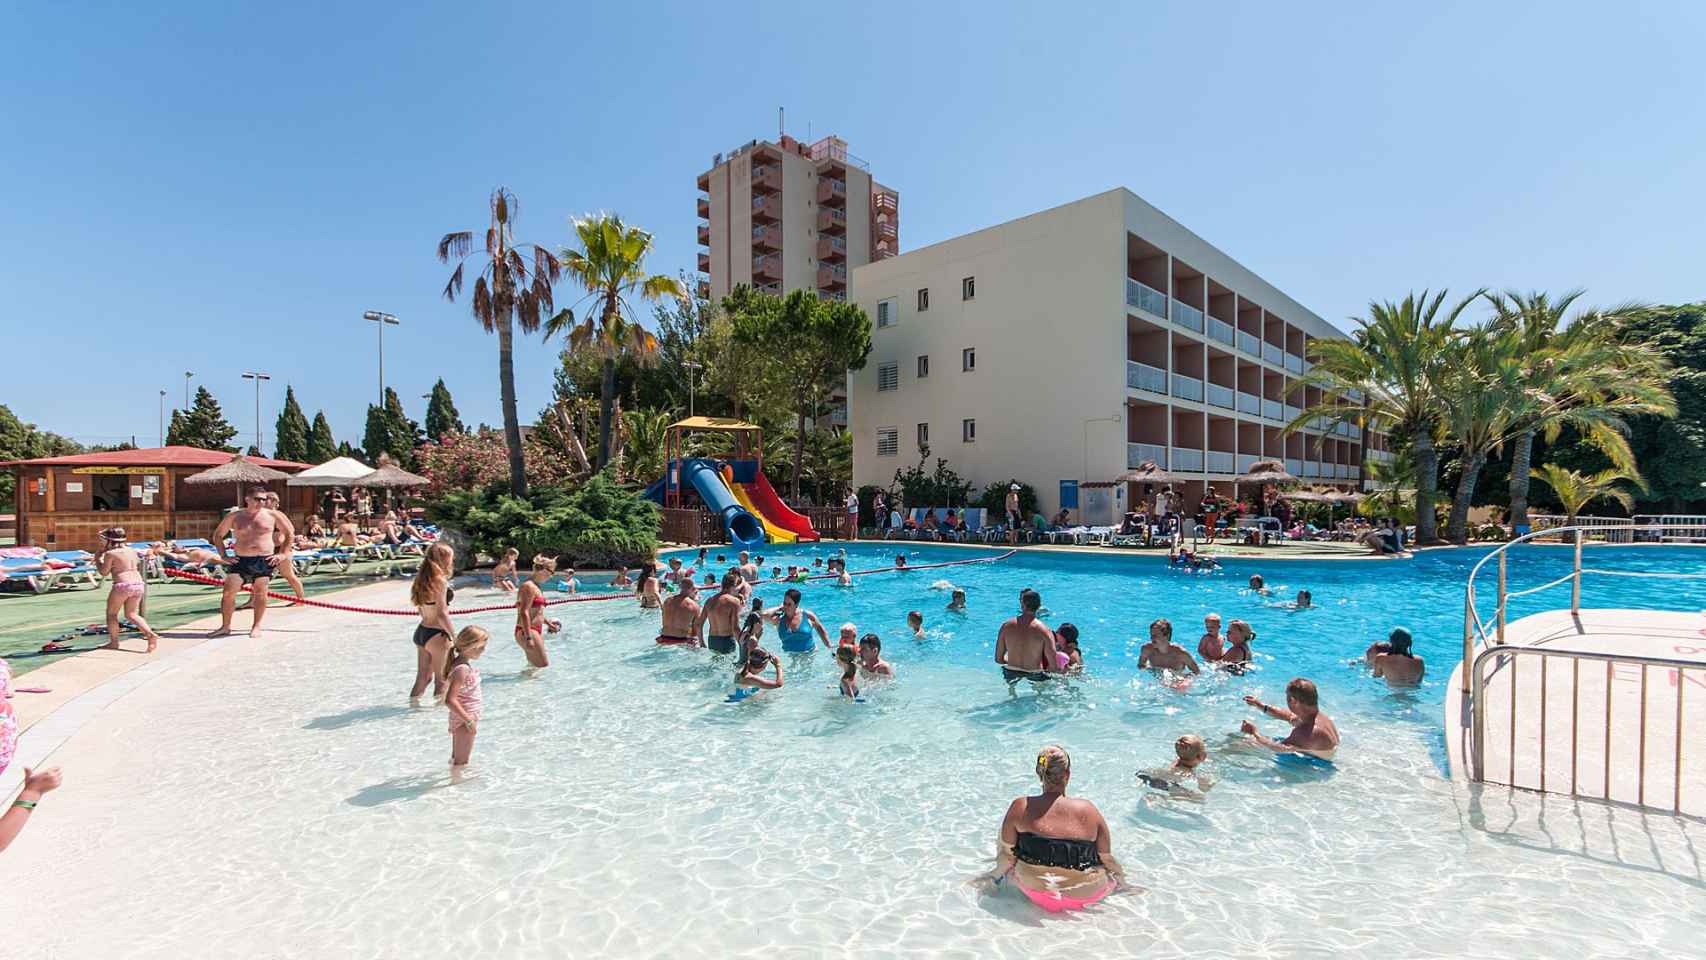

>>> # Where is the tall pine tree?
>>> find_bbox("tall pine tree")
[307,411,337,462]
[363,387,422,467]
[424,378,464,441]
[166,387,239,451]
[273,386,311,461]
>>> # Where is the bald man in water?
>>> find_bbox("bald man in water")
[1242,678,1340,758]
[995,588,1059,686]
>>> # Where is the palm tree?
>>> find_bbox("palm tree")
[438,188,560,496]
[621,407,674,483]
[1439,323,1527,543]
[1530,464,1642,523]
[548,214,684,469]
[1483,291,1674,532]
[1286,290,1480,545]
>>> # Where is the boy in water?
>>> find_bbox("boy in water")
[1198,613,1225,662]
[946,588,967,612]
[1136,735,1215,801]
[906,610,925,640]
[858,633,894,678]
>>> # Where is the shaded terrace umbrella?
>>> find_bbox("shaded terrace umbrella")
[183,454,292,505]
[1234,458,1299,485]
[1117,460,1182,486]
[286,456,373,487]
[352,460,430,489]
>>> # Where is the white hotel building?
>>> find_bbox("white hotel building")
[848,189,1390,519]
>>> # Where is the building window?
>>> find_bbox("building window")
[917,423,929,446]
[917,288,930,311]
[962,347,976,371]
[877,428,899,457]
[962,418,976,442]
[917,355,929,378]
[877,362,898,391]
[962,276,975,300]
[876,297,897,328]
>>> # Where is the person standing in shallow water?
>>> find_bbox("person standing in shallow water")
[409,542,457,703]
[209,490,281,638]
[979,745,1125,912]
[995,589,1059,686]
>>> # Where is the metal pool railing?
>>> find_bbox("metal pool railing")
[1460,522,1706,811]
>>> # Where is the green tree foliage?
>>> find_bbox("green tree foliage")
[426,469,659,567]
[336,440,358,458]
[307,411,337,463]
[621,407,674,484]
[1619,303,1706,508]
[424,378,465,442]
[166,386,239,452]
[883,444,975,509]
[272,385,311,462]
[363,388,422,468]
[978,479,1039,520]
[0,404,82,503]
[728,287,872,499]
[1531,464,1641,522]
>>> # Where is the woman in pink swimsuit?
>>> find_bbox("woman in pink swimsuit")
[443,626,489,769]
[96,528,160,653]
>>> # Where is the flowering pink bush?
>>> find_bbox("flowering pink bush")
[417,430,577,496]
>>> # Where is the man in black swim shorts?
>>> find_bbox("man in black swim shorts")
[995,589,1059,689]
[694,570,745,655]
[209,491,283,638]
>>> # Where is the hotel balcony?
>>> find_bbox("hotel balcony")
[696,195,709,219]
[817,234,847,261]
[751,223,781,251]
[874,218,897,241]
[1172,299,1204,334]
[1237,453,1260,473]
[1285,353,1304,375]
[817,262,847,290]
[819,290,848,302]
[1128,442,1168,469]
[751,194,780,222]
[1206,450,1236,474]
[818,207,846,233]
[696,170,710,192]
[1285,457,1303,476]
[1171,372,1204,403]
[1172,447,1205,472]
[751,163,782,193]
[697,252,710,273]
[1262,398,1283,421]
[1237,330,1262,358]
[1126,278,1167,319]
[1237,391,1261,416]
[817,178,847,206]
[1262,341,1284,366]
[1205,314,1236,348]
[873,189,898,214]
[1284,403,1302,424]
[1206,382,1236,410]
[696,223,710,246]
[753,253,783,283]
[696,280,710,299]
[1126,360,1167,395]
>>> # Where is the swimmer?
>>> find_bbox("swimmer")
[788,566,808,583]
[694,571,746,656]
[514,556,560,669]
[763,588,830,653]
[1371,627,1425,686]
[559,568,580,594]
[735,644,783,691]
[703,573,716,588]
[611,564,633,588]
[1248,574,1270,595]
[1361,639,1391,666]
[664,556,686,586]
[1242,678,1340,759]
[947,588,967,612]
[906,610,925,640]
[443,625,489,769]
[1137,619,1200,675]
[1135,735,1215,801]
[736,551,757,582]
[95,528,160,653]
[409,542,457,702]
[977,745,1125,912]
[836,562,853,588]
[1292,589,1312,609]
[812,557,824,568]
[836,646,861,699]
[771,566,783,580]
[1221,620,1255,673]
[492,548,520,593]
[1198,612,1225,663]
[995,589,1059,686]
[635,561,662,609]
[858,633,894,678]
[656,577,701,646]
[894,554,908,569]
[698,548,709,566]
[1055,623,1083,673]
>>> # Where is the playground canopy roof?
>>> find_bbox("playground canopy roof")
[668,417,759,433]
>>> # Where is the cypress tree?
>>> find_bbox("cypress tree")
[424,378,465,441]
[307,411,337,462]
[273,386,311,461]
[166,387,239,451]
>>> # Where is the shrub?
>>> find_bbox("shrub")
[889,445,975,509]
[426,468,659,568]
[977,479,1038,520]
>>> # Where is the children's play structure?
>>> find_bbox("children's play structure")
[640,417,821,549]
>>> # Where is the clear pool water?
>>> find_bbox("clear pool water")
[7,544,1705,958]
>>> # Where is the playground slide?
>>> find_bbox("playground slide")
[640,476,666,504]
[739,469,822,542]
[680,459,765,550]
[723,466,797,544]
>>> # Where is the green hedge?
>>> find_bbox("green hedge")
[426,469,659,568]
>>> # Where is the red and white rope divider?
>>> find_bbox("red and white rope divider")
[162,549,1015,618]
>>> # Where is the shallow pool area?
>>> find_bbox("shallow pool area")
[7,544,1706,958]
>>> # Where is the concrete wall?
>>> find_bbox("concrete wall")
[780,150,816,291]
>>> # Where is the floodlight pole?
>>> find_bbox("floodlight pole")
[363,311,401,404]
[242,371,271,453]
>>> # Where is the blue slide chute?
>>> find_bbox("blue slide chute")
[657,458,764,549]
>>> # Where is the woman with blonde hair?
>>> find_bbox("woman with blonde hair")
[982,745,1124,913]
[514,555,560,669]
[408,542,456,703]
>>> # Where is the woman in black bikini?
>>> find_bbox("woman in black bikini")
[409,543,456,703]
[982,745,1124,912]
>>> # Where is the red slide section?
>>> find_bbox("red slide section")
[738,470,821,541]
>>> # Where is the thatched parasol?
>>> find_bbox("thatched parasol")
[1117,460,1182,485]
[1234,459,1299,485]
[1324,489,1366,504]
[1280,488,1333,503]
[183,454,292,504]
[352,455,430,489]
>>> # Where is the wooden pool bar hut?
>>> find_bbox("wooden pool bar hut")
[1,446,312,552]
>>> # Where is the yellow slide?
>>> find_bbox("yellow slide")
[723,465,797,544]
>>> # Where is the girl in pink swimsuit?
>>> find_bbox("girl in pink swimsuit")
[444,626,489,768]
[96,527,160,653]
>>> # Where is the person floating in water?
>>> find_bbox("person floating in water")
[979,745,1125,913]
[907,610,925,640]
[858,633,894,678]
[1371,627,1425,686]
[995,589,1059,686]
[1289,589,1312,610]
[947,588,967,612]
[1136,735,1215,802]
[1242,678,1340,760]
[1248,574,1270,595]
[1138,619,1201,676]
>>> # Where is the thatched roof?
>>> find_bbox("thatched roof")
[1234,458,1299,484]
[1116,460,1181,485]
[182,454,293,485]
[352,455,430,488]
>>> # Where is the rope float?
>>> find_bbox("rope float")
[161,549,1017,618]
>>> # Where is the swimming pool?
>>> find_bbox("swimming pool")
[7,543,1705,957]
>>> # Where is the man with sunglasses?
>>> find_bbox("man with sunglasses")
[209,489,283,638]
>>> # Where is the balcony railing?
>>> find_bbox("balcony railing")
[1285,354,1304,375]
[1348,424,1362,440]
[1206,315,1236,347]
[1262,341,1284,365]
[1206,382,1236,409]
[1237,391,1261,415]
[1285,457,1303,476]
[1302,462,1319,478]
[1125,278,1167,318]
[1172,299,1204,333]
[1171,447,1204,472]
[1171,373,1204,402]
[1238,330,1262,357]
[1206,450,1236,474]
[1128,442,1167,469]
[1126,360,1166,394]
[1283,403,1302,423]
[1236,453,1259,473]
[1261,398,1283,421]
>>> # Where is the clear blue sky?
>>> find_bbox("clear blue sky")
[4,0,1702,451]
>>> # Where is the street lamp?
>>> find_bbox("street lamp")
[242,371,271,453]
[184,371,194,409]
[362,311,401,403]
[683,360,704,418]
[159,390,167,447]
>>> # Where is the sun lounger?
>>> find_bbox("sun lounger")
[1,556,64,594]
[45,550,101,588]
